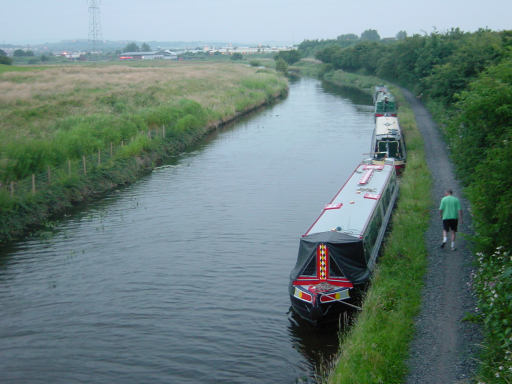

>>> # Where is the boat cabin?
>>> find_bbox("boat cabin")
[371,116,406,171]
[373,85,390,104]
[374,92,397,118]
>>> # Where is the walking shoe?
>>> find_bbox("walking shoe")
[451,247,457,251]
[440,242,446,248]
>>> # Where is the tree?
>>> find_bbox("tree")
[231,52,243,60]
[275,58,288,74]
[396,31,407,40]
[14,49,34,57]
[141,42,151,52]
[361,29,381,41]
[0,49,7,56]
[337,34,359,41]
[274,50,301,65]
[123,42,139,52]
[0,55,12,65]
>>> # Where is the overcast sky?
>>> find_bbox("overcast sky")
[1,0,511,45]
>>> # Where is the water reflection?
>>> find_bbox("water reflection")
[287,304,360,382]
[321,80,373,107]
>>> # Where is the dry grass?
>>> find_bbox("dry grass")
[0,62,284,140]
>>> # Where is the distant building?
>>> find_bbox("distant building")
[119,49,177,60]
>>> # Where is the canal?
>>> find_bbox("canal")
[0,78,374,383]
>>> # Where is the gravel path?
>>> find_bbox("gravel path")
[402,89,482,384]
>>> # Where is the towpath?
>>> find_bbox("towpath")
[402,89,481,384]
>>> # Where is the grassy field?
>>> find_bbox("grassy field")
[0,62,285,142]
[0,61,288,242]
[322,71,432,383]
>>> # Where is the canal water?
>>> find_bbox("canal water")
[0,78,374,383]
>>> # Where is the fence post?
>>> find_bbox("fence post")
[47,165,51,184]
[32,174,36,194]
[10,181,14,197]
[110,142,113,157]
[98,149,101,165]
[82,155,87,175]
[162,125,165,138]
[68,159,71,175]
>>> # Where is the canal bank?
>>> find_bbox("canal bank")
[0,67,288,244]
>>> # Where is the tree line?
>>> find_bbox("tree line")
[307,28,512,253]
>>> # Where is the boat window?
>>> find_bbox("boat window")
[374,204,383,230]
[363,240,373,263]
[329,256,345,277]
[378,141,387,153]
[301,257,316,276]
[382,187,391,209]
[388,141,399,157]
[365,220,378,250]
[366,206,383,250]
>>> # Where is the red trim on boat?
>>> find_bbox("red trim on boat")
[292,279,353,288]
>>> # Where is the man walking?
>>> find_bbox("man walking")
[439,189,462,251]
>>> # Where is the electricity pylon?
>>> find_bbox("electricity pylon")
[88,0,102,52]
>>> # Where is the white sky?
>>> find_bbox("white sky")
[1,0,511,45]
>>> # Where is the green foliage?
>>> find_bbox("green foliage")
[313,28,507,100]
[274,50,301,65]
[446,56,512,251]
[0,99,210,181]
[13,49,34,57]
[275,58,288,74]
[231,52,243,61]
[360,29,381,41]
[473,247,512,383]
[337,33,359,42]
[123,42,140,52]
[424,29,503,104]
[396,31,407,40]
[2,140,52,180]
[115,135,152,159]
[140,42,151,51]
[0,55,12,65]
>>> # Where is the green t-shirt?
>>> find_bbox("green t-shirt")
[439,195,461,220]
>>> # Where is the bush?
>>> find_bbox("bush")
[473,247,512,383]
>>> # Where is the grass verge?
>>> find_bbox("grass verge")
[322,71,432,383]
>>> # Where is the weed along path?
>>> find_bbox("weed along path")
[402,89,481,383]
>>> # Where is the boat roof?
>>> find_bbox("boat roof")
[304,162,394,238]
[375,116,401,137]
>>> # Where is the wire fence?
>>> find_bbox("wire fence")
[0,126,167,199]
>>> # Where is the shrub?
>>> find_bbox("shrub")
[473,247,512,383]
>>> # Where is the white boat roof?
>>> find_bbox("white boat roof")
[375,116,401,136]
[304,162,394,238]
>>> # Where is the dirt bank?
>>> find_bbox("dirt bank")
[402,89,481,384]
